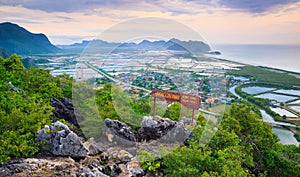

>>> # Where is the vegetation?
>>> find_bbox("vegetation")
[234,84,282,120]
[2,54,300,176]
[0,54,71,162]
[230,65,300,86]
[141,104,300,176]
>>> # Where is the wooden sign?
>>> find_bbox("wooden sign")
[152,90,201,125]
[152,90,201,109]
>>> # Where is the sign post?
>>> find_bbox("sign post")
[191,108,195,126]
[153,96,157,116]
[152,90,201,125]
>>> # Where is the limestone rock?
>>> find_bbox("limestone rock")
[0,156,109,177]
[127,157,145,177]
[36,121,88,158]
[106,147,133,162]
[50,97,80,127]
[138,116,176,141]
[105,119,137,142]
[84,138,104,156]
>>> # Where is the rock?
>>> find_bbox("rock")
[127,157,145,177]
[105,119,137,142]
[36,121,88,158]
[104,116,193,144]
[50,97,80,127]
[180,117,197,126]
[0,156,109,177]
[117,150,134,162]
[84,138,104,156]
[138,116,176,141]
[106,147,133,162]
[72,172,109,177]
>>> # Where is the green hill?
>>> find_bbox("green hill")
[0,22,61,55]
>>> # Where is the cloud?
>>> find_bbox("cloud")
[1,0,299,14]
[0,1,299,44]
[214,0,300,13]
[0,0,153,13]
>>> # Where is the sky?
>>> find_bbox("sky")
[0,0,300,45]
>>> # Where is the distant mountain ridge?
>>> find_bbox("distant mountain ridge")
[0,22,61,55]
[57,38,211,53]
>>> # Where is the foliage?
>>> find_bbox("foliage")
[161,104,300,176]
[163,102,181,121]
[137,150,162,173]
[230,66,300,86]
[0,55,71,162]
[235,84,283,121]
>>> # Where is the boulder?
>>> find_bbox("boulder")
[36,121,88,158]
[84,138,104,156]
[50,97,80,127]
[105,119,137,142]
[104,116,193,143]
[138,116,176,141]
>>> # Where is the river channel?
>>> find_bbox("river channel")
[260,110,299,146]
[229,85,299,146]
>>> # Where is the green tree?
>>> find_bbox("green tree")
[0,54,71,162]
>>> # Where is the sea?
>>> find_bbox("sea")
[212,44,300,73]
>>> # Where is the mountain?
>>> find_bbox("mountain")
[166,38,211,53]
[58,38,211,53]
[0,22,61,55]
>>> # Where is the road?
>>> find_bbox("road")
[86,61,224,117]
[84,61,151,93]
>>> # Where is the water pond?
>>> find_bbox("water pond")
[274,89,300,96]
[241,86,275,95]
[255,93,297,102]
[260,110,299,146]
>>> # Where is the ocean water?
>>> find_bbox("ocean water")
[212,44,300,73]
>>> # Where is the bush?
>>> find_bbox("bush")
[0,55,69,162]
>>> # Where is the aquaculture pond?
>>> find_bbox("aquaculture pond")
[255,93,297,102]
[241,86,275,95]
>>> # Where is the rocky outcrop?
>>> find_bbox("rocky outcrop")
[36,121,88,158]
[84,138,105,156]
[104,147,145,177]
[105,119,137,142]
[50,97,79,127]
[0,149,144,177]
[104,116,193,143]
[0,156,109,177]
[138,116,176,141]
[0,116,195,177]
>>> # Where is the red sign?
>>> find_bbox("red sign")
[152,90,201,109]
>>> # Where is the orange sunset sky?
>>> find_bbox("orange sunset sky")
[0,0,300,45]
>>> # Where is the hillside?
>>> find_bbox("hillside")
[57,38,211,53]
[0,22,61,55]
